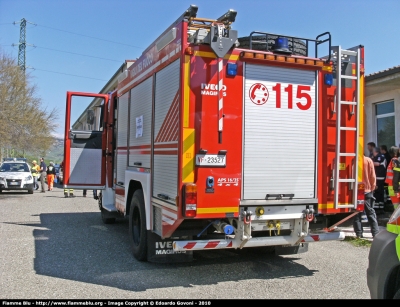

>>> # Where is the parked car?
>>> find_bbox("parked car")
[0,158,34,194]
[367,205,400,299]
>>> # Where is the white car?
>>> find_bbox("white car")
[0,159,34,194]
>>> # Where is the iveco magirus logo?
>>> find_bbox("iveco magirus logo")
[155,241,186,255]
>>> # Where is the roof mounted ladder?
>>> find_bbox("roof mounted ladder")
[332,46,361,209]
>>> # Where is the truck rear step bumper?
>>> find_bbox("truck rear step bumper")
[173,231,345,251]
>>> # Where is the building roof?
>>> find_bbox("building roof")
[366,65,400,82]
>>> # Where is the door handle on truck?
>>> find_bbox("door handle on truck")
[134,162,142,166]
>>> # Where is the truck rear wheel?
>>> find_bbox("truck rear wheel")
[129,189,147,261]
[28,188,33,194]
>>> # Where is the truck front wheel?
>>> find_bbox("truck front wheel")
[129,189,147,261]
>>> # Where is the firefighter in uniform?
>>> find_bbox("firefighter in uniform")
[372,147,387,211]
[386,146,400,211]
[61,160,74,198]
[64,188,74,198]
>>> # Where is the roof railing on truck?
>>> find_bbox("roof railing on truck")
[246,31,331,63]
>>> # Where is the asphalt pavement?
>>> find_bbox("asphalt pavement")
[0,185,374,299]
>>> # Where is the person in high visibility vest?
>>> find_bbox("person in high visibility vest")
[386,146,400,211]
[367,202,400,299]
[31,160,40,190]
[387,206,400,261]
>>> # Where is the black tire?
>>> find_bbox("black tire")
[0,189,2,193]
[101,207,116,224]
[129,189,147,261]
[238,35,307,56]
[28,189,33,194]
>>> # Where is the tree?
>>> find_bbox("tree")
[0,51,58,159]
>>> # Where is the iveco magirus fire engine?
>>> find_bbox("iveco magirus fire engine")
[63,5,366,262]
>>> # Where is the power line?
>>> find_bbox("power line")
[1,44,122,63]
[36,23,144,49]
[34,46,121,62]
[31,68,108,81]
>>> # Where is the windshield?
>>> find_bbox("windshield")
[0,163,30,172]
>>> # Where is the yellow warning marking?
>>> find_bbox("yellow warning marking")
[358,74,364,182]
[339,163,346,171]
[197,207,239,214]
[182,128,195,182]
[183,55,190,128]
[318,203,353,209]
[193,50,239,61]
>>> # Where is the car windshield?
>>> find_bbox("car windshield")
[0,163,29,172]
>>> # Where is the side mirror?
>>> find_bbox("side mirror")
[86,110,95,125]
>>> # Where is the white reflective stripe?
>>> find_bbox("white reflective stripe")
[218,58,223,132]
[377,177,385,180]
[301,232,345,242]
[173,232,345,251]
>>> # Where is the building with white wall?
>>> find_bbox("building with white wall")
[365,65,400,154]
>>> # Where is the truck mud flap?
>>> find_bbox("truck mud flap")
[275,243,309,255]
[147,231,193,263]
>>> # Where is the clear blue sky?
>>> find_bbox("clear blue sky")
[1,0,399,138]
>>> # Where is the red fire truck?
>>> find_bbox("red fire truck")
[63,5,365,262]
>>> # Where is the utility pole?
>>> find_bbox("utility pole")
[12,18,36,72]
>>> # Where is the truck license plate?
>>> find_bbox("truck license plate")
[196,154,226,167]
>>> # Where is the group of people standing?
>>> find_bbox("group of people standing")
[354,142,400,239]
[367,142,400,211]
[31,158,57,192]
[34,159,93,199]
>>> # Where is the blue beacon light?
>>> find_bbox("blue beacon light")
[226,63,237,76]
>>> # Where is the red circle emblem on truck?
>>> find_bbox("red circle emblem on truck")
[249,83,269,105]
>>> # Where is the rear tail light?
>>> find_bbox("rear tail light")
[356,183,365,211]
[183,183,197,217]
